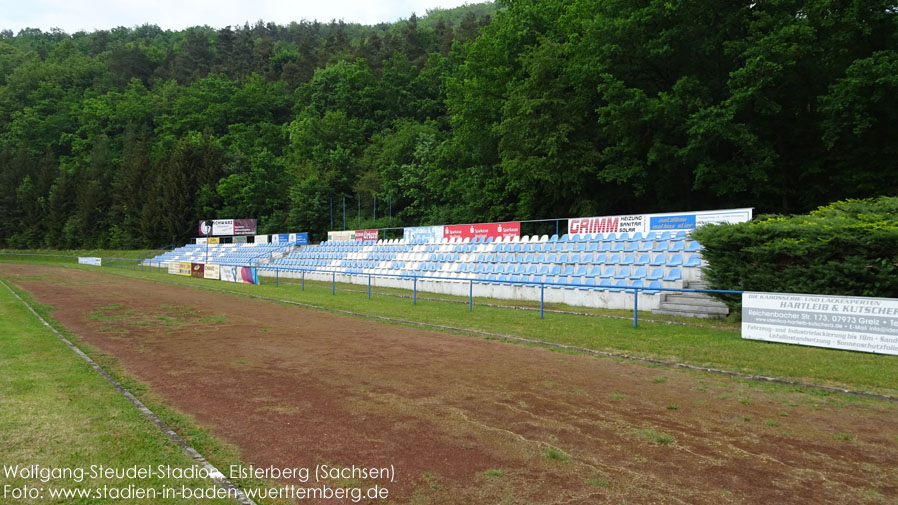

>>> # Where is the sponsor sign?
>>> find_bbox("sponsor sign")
[208,237,220,245]
[233,219,257,235]
[255,235,269,244]
[204,264,220,280]
[212,219,233,236]
[290,232,309,245]
[239,266,259,284]
[328,230,355,242]
[404,225,445,242]
[191,263,205,278]
[272,233,289,244]
[649,214,696,231]
[569,208,753,236]
[220,266,238,283]
[742,292,898,356]
[233,236,247,244]
[443,222,520,241]
[77,257,102,266]
[178,262,192,276]
[356,229,379,242]
[168,263,181,275]
[198,219,257,236]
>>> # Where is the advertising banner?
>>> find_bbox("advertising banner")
[77,257,102,266]
[239,266,259,284]
[328,230,355,242]
[190,263,205,278]
[233,219,257,235]
[233,236,247,244]
[196,237,208,245]
[568,208,753,236]
[404,226,445,242]
[198,219,257,236]
[220,266,238,283]
[208,237,220,245]
[289,232,309,245]
[356,229,379,242]
[255,235,269,244]
[742,292,898,356]
[443,222,520,241]
[204,264,220,280]
[212,219,233,236]
[168,263,181,275]
[178,262,192,276]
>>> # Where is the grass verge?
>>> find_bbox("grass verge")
[0,281,239,504]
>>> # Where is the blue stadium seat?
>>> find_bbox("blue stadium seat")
[599,279,615,291]
[550,265,562,275]
[664,268,682,282]
[658,232,672,241]
[557,253,569,263]
[587,242,599,252]
[646,267,664,281]
[594,254,607,264]
[622,253,636,265]
[615,279,630,290]
[667,254,683,267]
[562,265,574,276]
[684,254,701,267]
[608,253,622,265]
[686,240,701,252]
[613,267,631,279]
[612,242,626,252]
[598,242,612,252]
[581,254,593,263]
[575,265,588,276]
[670,240,686,252]
[589,266,603,276]
[635,254,650,265]
[631,267,647,279]
[582,277,597,290]
[651,254,666,266]
[644,280,661,294]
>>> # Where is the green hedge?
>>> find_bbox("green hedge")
[692,197,898,313]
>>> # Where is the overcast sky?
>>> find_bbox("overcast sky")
[1,0,478,34]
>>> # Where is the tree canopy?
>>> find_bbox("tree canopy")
[1,1,896,247]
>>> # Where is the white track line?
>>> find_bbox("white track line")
[0,278,257,505]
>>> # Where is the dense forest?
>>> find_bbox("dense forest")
[1,0,896,248]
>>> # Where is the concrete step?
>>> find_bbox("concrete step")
[653,309,726,319]
[655,301,729,315]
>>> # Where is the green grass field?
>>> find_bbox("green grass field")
[3,253,895,397]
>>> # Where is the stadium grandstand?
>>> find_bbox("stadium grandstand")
[142,216,737,318]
